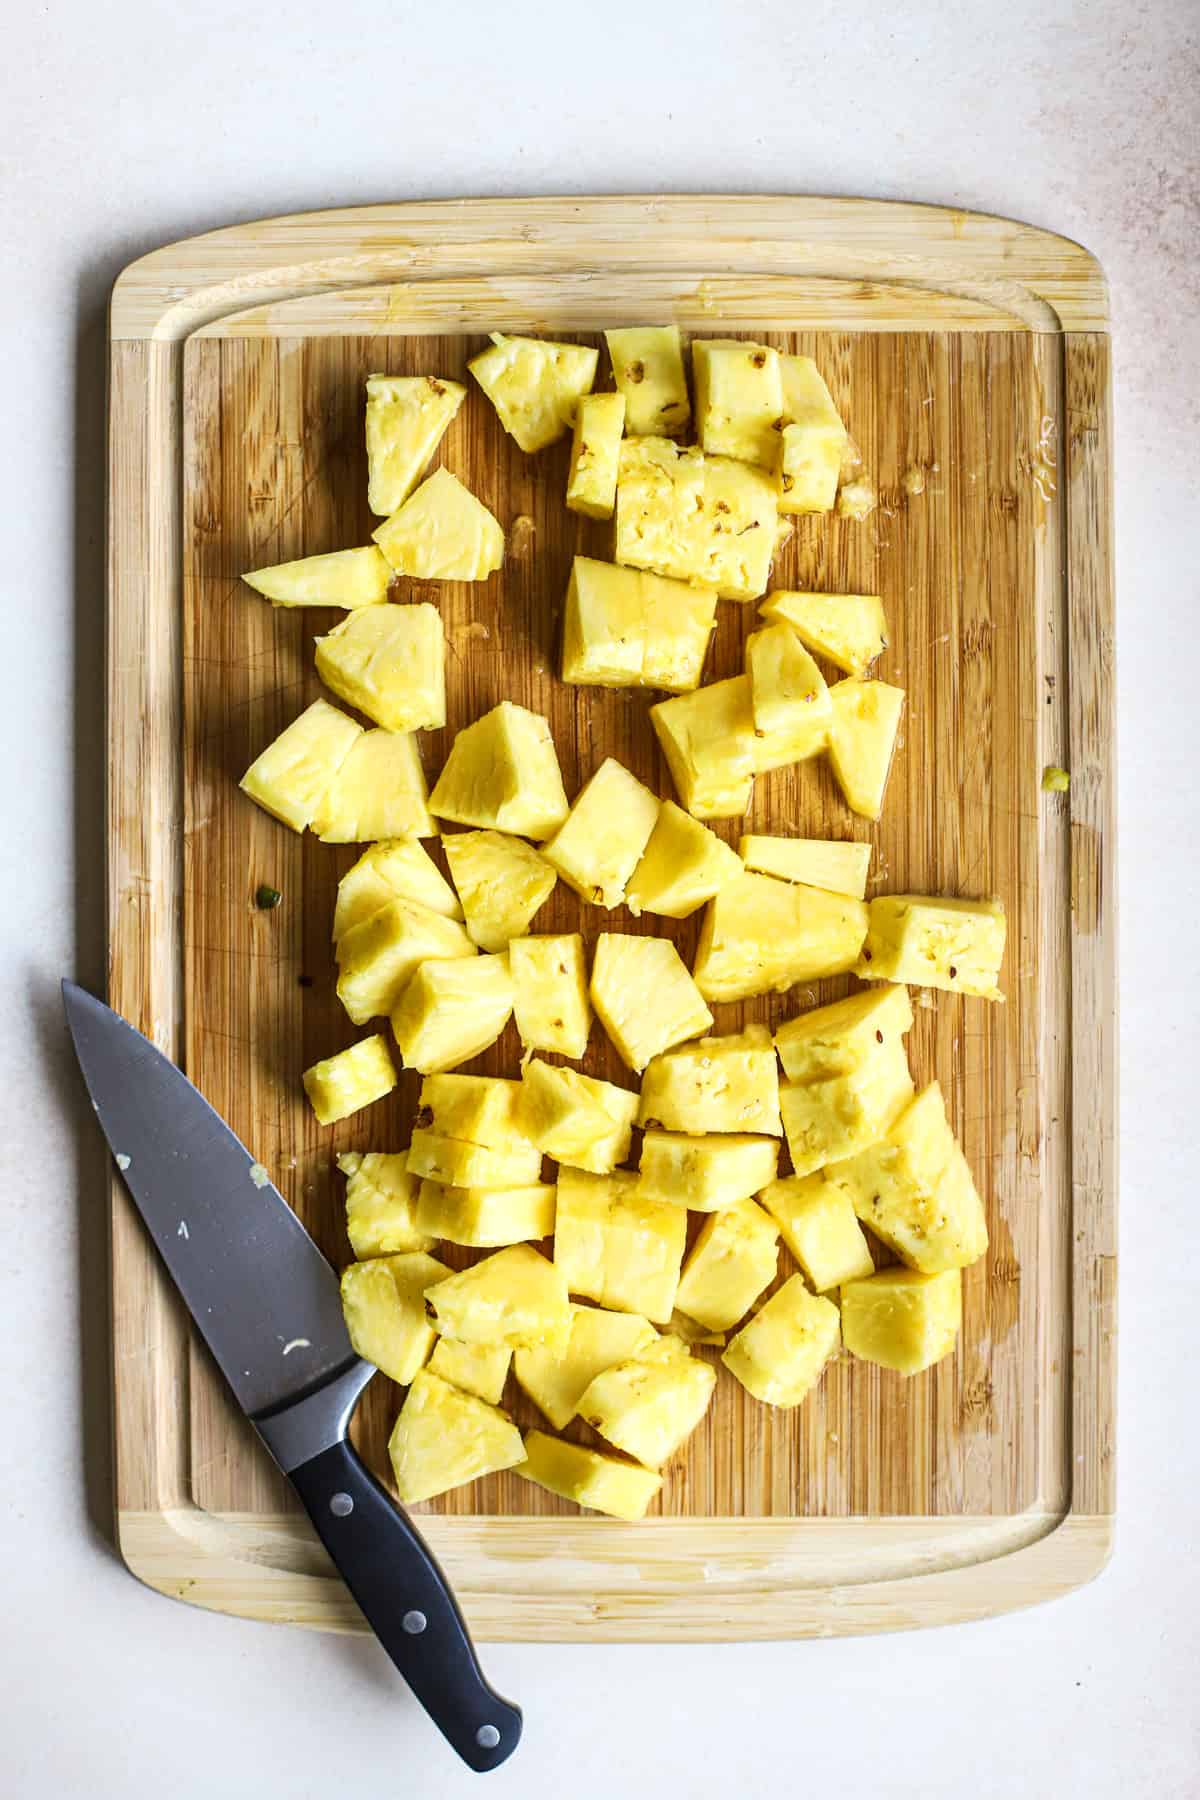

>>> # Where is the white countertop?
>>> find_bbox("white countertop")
[2,0,1197,1793]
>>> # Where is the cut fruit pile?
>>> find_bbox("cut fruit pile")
[236,330,1008,1521]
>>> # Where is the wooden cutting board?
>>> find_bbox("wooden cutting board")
[106,197,1115,1640]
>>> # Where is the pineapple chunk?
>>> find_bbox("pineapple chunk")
[639,573,720,691]
[388,1368,524,1504]
[554,1168,686,1322]
[605,326,690,438]
[692,338,784,468]
[590,934,713,1071]
[311,727,436,843]
[739,835,871,899]
[668,1312,727,1347]
[637,1130,779,1211]
[315,603,445,733]
[779,1039,914,1178]
[565,392,626,519]
[638,1025,782,1137]
[365,373,466,516]
[406,1129,543,1191]
[426,1243,570,1349]
[516,1430,662,1520]
[760,590,887,678]
[442,829,556,952]
[693,872,869,1002]
[614,436,705,585]
[694,455,779,602]
[562,557,716,693]
[240,698,362,833]
[427,1337,512,1406]
[390,953,513,1074]
[518,1059,638,1174]
[543,760,660,909]
[513,1303,657,1429]
[840,1267,962,1374]
[674,1198,779,1331]
[430,702,569,841]
[333,839,462,942]
[338,1151,433,1257]
[415,1179,556,1247]
[722,1276,841,1407]
[828,679,905,820]
[625,801,742,920]
[242,545,391,608]
[745,621,831,740]
[775,356,848,514]
[508,934,592,1059]
[774,984,914,1083]
[417,1072,531,1146]
[302,1034,396,1125]
[837,480,877,521]
[335,897,474,1026]
[577,1335,716,1468]
[469,333,598,452]
[650,677,756,820]
[759,1173,875,1292]
[372,468,504,581]
[339,1250,449,1383]
[857,895,1007,1000]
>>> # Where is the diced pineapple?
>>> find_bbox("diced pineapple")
[469,333,598,452]
[372,468,504,581]
[840,1266,962,1375]
[518,1059,638,1173]
[365,373,466,516]
[577,1335,716,1468]
[302,1034,397,1125]
[333,839,462,942]
[427,1337,512,1406]
[516,1430,662,1520]
[638,1025,782,1137]
[637,1130,779,1211]
[739,834,871,899]
[543,760,660,909]
[388,1368,524,1504]
[242,545,392,608]
[625,801,742,921]
[335,897,475,1025]
[760,590,887,678]
[338,1151,433,1257]
[667,1312,727,1347]
[759,1173,875,1292]
[857,895,1007,1000]
[311,727,436,843]
[426,1243,570,1349]
[605,326,691,438]
[650,677,756,820]
[565,392,626,519]
[745,620,831,739]
[674,1199,779,1331]
[693,456,780,602]
[779,1039,914,1178]
[750,700,831,774]
[415,1179,556,1247]
[774,356,848,514]
[513,1303,657,1429]
[406,1129,543,1191]
[441,829,556,952]
[430,702,569,841]
[837,479,877,521]
[828,679,905,820]
[693,872,868,1002]
[554,1167,686,1322]
[692,338,784,468]
[638,573,720,692]
[417,1073,530,1146]
[508,934,592,1059]
[722,1274,841,1407]
[390,953,514,1074]
[563,556,716,692]
[614,436,705,585]
[240,698,362,833]
[590,934,713,1071]
[339,1250,449,1382]
[315,602,445,733]
[774,984,914,1082]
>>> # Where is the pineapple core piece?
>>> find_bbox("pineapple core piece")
[760,590,887,679]
[675,1198,780,1332]
[577,1335,716,1468]
[692,338,785,468]
[779,1038,915,1178]
[469,333,598,452]
[333,839,462,943]
[417,1072,532,1146]
[637,1130,779,1212]
[775,355,849,514]
[339,1250,449,1383]
[774,984,914,1083]
[561,556,716,694]
[427,1337,512,1406]
[338,1151,433,1258]
[406,1130,543,1191]
[554,1168,686,1322]
[605,326,691,438]
[443,829,557,952]
[650,676,757,821]
[590,933,714,1071]
[426,1243,571,1349]
[840,1266,963,1374]
[430,702,569,841]
[519,1059,638,1174]
[625,801,742,920]
[543,759,660,909]
[828,679,905,821]
[638,1024,782,1137]
[311,727,436,844]
[508,933,592,1060]
[745,620,831,741]
[372,468,504,581]
[565,392,626,519]
[514,1303,657,1429]
[315,602,445,733]
[739,835,871,899]
[242,545,392,609]
[759,1174,875,1293]
[693,872,869,1003]
[302,1034,396,1125]
[240,698,362,833]
[335,897,475,1026]
[390,953,514,1074]
[857,895,1007,1000]
[364,372,466,516]
[516,1430,663,1521]
[723,1276,841,1407]
[415,1179,556,1248]
[389,1368,524,1505]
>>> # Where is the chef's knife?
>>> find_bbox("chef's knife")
[63,981,521,1773]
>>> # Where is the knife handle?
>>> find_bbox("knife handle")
[289,1438,521,1771]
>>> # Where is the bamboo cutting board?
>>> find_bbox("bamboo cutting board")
[106,198,1115,1640]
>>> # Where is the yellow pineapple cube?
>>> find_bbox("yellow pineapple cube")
[427,1337,512,1406]
[405,1129,543,1191]
[333,839,462,942]
[693,456,779,601]
[339,1250,449,1383]
[760,590,887,678]
[442,829,556,952]
[415,1179,556,1247]
[693,872,868,1002]
[390,953,513,1074]
[372,467,504,581]
[857,895,1007,1000]
[513,1303,657,1429]
[722,1274,841,1407]
[774,984,913,1083]
[614,436,706,585]
[840,1266,962,1375]
[565,392,626,519]
[338,1151,433,1258]
[692,338,784,468]
[739,834,871,899]
[779,1039,914,1177]
[311,726,436,843]
[554,1167,686,1322]
[315,602,445,733]
[543,759,660,909]
[518,1059,638,1173]
[605,326,690,438]
[650,677,756,820]
[775,355,848,514]
[577,1335,716,1467]
[590,933,713,1071]
[667,1312,727,1347]
[759,1173,875,1292]
[625,801,742,920]
[674,1198,779,1331]
[335,897,475,1026]
[240,698,362,833]
[417,1072,529,1145]
[430,702,569,841]
[639,574,720,691]
[242,545,391,609]
[745,620,831,740]
[426,1243,570,1349]
[365,373,466,516]
[638,1025,782,1137]
[302,1034,397,1125]
[388,1368,524,1504]
[469,332,598,452]
[508,934,592,1059]
[516,1430,662,1520]
[562,557,715,693]
[828,679,905,820]
[637,1130,779,1212]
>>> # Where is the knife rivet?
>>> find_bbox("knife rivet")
[402,1610,427,1635]
[330,1492,354,1517]
[476,1726,501,1750]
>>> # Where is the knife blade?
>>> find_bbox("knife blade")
[64,982,521,1772]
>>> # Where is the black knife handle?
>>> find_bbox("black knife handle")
[289,1438,521,1771]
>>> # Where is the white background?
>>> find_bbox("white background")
[2,2,1197,1794]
